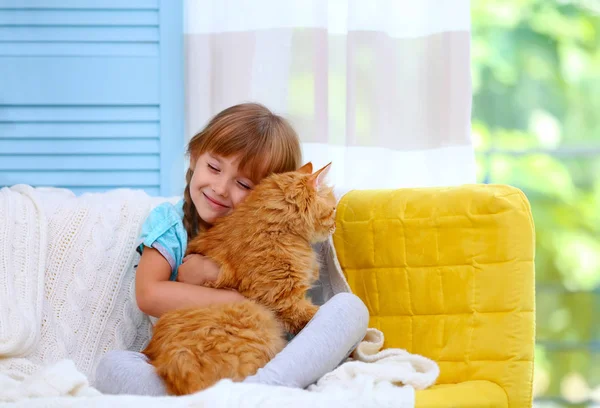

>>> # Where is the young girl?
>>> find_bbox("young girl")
[94,103,369,395]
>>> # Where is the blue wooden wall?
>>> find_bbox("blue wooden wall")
[0,0,184,197]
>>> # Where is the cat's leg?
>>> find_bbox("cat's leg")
[243,292,369,388]
[278,298,319,335]
[94,350,168,396]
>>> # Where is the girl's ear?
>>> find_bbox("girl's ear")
[297,162,313,174]
[308,162,332,188]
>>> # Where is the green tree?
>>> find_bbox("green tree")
[472,1,600,406]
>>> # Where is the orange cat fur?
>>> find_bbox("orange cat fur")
[142,162,337,395]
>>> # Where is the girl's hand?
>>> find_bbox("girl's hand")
[177,254,220,286]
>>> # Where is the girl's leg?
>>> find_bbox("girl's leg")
[94,350,167,396]
[243,292,369,388]
[94,292,368,394]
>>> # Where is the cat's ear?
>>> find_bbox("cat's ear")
[308,162,332,188]
[297,162,313,174]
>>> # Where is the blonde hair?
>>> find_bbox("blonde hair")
[183,103,302,239]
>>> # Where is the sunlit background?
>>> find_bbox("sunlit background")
[472,1,600,407]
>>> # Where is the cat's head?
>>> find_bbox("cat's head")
[271,162,337,243]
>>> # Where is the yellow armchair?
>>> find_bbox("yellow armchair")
[333,185,535,408]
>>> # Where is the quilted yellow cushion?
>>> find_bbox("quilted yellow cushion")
[333,185,535,408]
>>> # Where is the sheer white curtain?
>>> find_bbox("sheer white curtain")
[184,0,475,191]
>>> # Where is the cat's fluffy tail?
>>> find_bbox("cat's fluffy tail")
[143,300,287,395]
[153,345,212,395]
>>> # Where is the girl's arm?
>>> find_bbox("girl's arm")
[135,247,245,318]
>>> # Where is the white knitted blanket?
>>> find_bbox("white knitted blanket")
[0,185,439,407]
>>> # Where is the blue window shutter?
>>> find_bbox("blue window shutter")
[0,0,184,197]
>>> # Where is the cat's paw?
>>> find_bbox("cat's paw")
[282,301,319,334]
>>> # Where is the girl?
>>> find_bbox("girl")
[94,103,369,395]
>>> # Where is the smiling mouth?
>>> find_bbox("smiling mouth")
[203,192,229,208]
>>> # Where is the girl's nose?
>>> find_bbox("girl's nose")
[212,178,228,197]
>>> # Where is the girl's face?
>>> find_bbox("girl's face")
[190,152,256,225]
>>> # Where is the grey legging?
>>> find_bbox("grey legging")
[94,292,369,395]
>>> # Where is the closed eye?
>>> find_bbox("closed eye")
[208,164,220,173]
[237,181,252,190]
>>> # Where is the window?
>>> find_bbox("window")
[472,1,600,406]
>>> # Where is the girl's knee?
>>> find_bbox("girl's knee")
[96,350,121,373]
[328,292,369,331]
[96,350,146,377]
[94,350,164,396]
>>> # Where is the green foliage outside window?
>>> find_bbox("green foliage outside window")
[472,1,600,406]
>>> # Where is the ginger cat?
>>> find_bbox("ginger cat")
[142,162,336,395]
